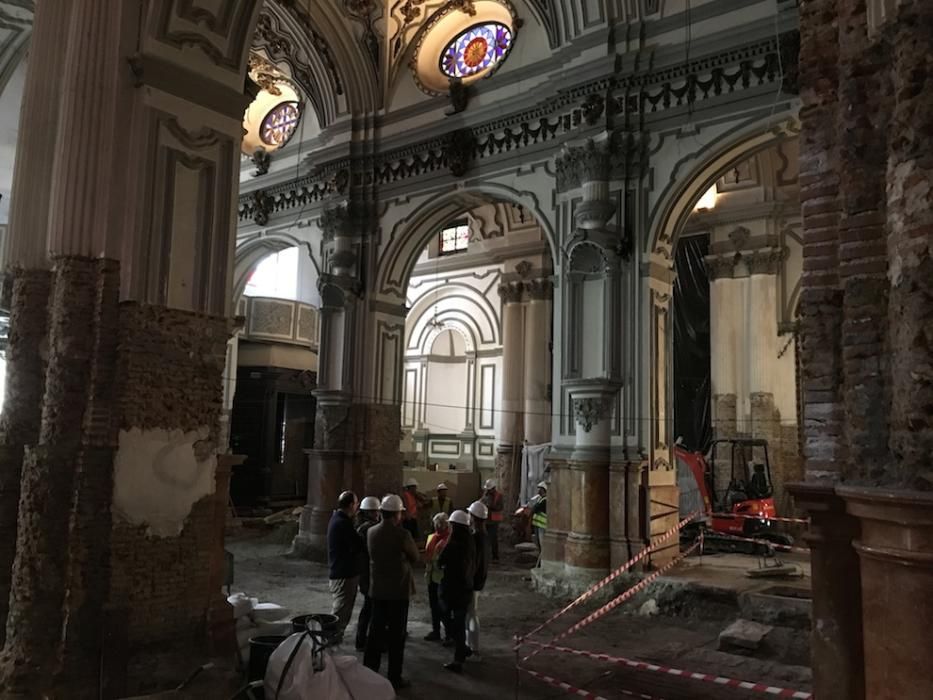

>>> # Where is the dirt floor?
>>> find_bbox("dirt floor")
[222,527,813,700]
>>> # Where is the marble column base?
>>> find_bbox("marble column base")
[532,560,611,599]
[787,481,864,700]
[839,486,933,700]
[290,505,328,561]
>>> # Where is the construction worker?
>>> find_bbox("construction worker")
[326,491,360,642]
[530,482,548,567]
[466,500,490,659]
[423,512,452,643]
[354,496,381,651]
[481,479,504,562]
[401,478,431,542]
[432,483,454,517]
[439,510,476,673]
[364,494,419,691]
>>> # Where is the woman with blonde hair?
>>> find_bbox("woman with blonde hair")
[423,512,452,643]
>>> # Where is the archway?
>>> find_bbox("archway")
[651,125,803,518]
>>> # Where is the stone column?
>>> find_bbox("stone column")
[522,279,552,445]
[560,381,620,591]
[788,483,864,700]
[839,487,933,700]
[496,282,525,505]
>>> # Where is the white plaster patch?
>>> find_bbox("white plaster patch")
[113,427,216,538]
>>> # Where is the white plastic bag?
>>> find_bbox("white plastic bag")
[264,634,395,700]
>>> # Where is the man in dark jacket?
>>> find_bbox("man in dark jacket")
[327,491,360,641]
[364,494,420,691]
[466,500,490,659]
[439,510,476,673]
[354,496,381,651]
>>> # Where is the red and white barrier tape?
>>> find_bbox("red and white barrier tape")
[523,642,812,699]
[519,666,661,700]
[546,541,701,647]
[705,531,810,554]
[516,510,702,646]
[708,512,809,525]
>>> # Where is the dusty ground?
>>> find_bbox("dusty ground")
[222,528,812,700]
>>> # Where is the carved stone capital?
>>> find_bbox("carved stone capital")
[704,254,738,280]
[746,248,786,275]
[524,278,553,301]
[498,281,524,304]
[555,138,611,192]
[572,396,613,433]
[320,204,349,242]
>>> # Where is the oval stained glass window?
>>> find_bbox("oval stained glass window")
[439,22,513,80]
[260,101,301,147]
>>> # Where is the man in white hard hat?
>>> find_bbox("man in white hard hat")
[431,483,454,518]
[401,478,430,543]
[326,491,360,642]
[364,494,420,691]
[353,496,381,651]
[466,500,490,660]
[438,510,476,673]
[481,479,504,562]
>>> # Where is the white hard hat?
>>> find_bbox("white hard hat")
[436,483,448,490]
[468,501,489,520]
[449,510,471,527]
[404,478,419,488]
[483,479,496,490]
[537,481,548,491]
[380,494,405,512]
[360,496,380,511]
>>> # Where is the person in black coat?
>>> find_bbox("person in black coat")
[438,510,476,673]
[354,496,381,651]
[466,501,490,657]
[326,490,360,641]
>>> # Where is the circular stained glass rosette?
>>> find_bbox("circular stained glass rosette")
[440,22,513,79]
[260,101,301,147]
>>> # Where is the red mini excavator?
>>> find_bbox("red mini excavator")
[675,438,793,554]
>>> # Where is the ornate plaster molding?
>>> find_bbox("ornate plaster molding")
[555,139,611,192]
[572,396,613,433]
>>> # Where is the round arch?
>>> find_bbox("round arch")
[231,233,309,303]
[376,183,558,301]
[647,112,800,263]
[405,282,502,351]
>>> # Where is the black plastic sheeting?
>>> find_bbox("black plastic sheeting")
[672,234,712,452]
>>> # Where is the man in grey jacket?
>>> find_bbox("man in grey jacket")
[363,493,420,691]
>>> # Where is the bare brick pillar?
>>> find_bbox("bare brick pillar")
[0,270,50,644]
[837,0,891,480]
[1,258,104,695]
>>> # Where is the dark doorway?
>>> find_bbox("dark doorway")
[672,234,712,452]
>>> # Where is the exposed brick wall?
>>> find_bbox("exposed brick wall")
[109,304,231,653]
[837,0,892,482]
[798,0,845,481]
[885,0,933,489]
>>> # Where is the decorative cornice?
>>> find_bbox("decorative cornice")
[238,33,796,223]
[705,246,786,279]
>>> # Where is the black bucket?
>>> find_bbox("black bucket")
[291,613,339,641]
[248,635,287,682]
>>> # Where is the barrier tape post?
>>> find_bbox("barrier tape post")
[522,642,812,699]
[516,510,702,647]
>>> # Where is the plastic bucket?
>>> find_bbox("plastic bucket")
[248,635,287,681]
[291,613,339,641]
